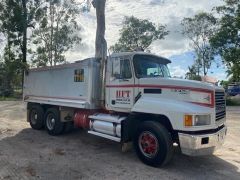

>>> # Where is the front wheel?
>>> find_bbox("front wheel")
[133,121,173,167]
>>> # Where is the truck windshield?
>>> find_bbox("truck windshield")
[133,55,171,78]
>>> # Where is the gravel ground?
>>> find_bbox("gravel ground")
[0,101,239,180]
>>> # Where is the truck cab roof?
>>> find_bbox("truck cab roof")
[110,51,172,64]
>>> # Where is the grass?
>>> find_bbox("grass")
[0,96,21,101]
[226,97,240,106]
[0,90,22,101]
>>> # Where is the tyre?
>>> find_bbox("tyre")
[133,121,173,167]
[29,104,44,130]
[45,108,64,136]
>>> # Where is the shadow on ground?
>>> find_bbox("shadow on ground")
[0,128,239,180]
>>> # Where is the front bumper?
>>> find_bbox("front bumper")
[178,126,227,156]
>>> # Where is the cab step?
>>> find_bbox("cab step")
[88,131,121,142]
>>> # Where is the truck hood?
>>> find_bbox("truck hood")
[138,77,219,91]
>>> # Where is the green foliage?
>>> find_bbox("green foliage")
[226,97,240,106]
[0,46,22,96]
[0,0,43,92]
[181,12,217,76]
[31,0,81,67]
[185,65,201,81]
[0,0,42,59]
[0,0,82,94]
[0,96,19,101]
[0,0,21,54]
[210,0,240,82]
[111,16,169,52]
[220,80,230,89]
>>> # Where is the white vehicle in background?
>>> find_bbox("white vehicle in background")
[24,52,227,167]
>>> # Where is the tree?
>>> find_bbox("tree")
[92,0,107,59]
[181,12,217,76]
[220,80,230,89]
[92,0,107,106]
[0,45,22,96]
[210,0,240,82]
[111,16,169,52]
[0,0,43,90]
[0,57,5,96]
[185,64,201,81]
[0,0,42,63]
[31,0,81,67]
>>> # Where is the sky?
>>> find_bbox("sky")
[0,0,227,80]
[64,0,227,80]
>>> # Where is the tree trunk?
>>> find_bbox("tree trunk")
[50,1,54,66]
[92,0,107,107]
[92,0,107,59]
[22,0,27,93]
[22,0,27,64]
[203,59,207,76]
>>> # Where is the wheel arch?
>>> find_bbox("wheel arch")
[122,113,176,143]
[27,102,58,122]
[27,102,57,111]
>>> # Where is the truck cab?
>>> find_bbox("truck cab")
[105,52,227,155]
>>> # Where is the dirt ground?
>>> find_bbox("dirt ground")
[0,101,239,180]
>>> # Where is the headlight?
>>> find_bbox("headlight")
[194,115,211,126]
[184,114,211,127]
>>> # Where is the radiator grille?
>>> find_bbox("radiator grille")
[215,91,226,121]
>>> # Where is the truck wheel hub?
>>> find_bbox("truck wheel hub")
[46,114,55,130]
[139,131,159,158]
[30,110,38,125]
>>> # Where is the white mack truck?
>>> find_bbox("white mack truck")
[24,51,227,167]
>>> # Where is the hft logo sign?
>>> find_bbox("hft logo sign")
[115,90,131,105]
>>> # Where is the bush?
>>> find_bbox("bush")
[226,97,240,106]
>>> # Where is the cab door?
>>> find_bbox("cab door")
[106,56,135,112]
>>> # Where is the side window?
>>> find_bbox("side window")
[112,58,132,79]
[74,69,84,82]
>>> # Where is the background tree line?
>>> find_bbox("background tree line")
[0,0,239,98]
[111,0,240,85]
[0,0,82,97]
[182,0,240,84]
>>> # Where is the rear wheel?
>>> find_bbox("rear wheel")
[45,108,64,136]
[133,121,173,167]
[29,104,44,130]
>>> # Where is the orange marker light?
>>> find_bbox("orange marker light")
[184,115,193,127]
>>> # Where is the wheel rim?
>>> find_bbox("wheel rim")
[30,109,38,125]
[46,113,55,130]
[138,131,159,158]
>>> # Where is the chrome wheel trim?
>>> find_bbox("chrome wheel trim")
[30,110,38,125]
[138,131,159,158]
[46,114,55,130]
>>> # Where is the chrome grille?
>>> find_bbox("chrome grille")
[215,91,226,121]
